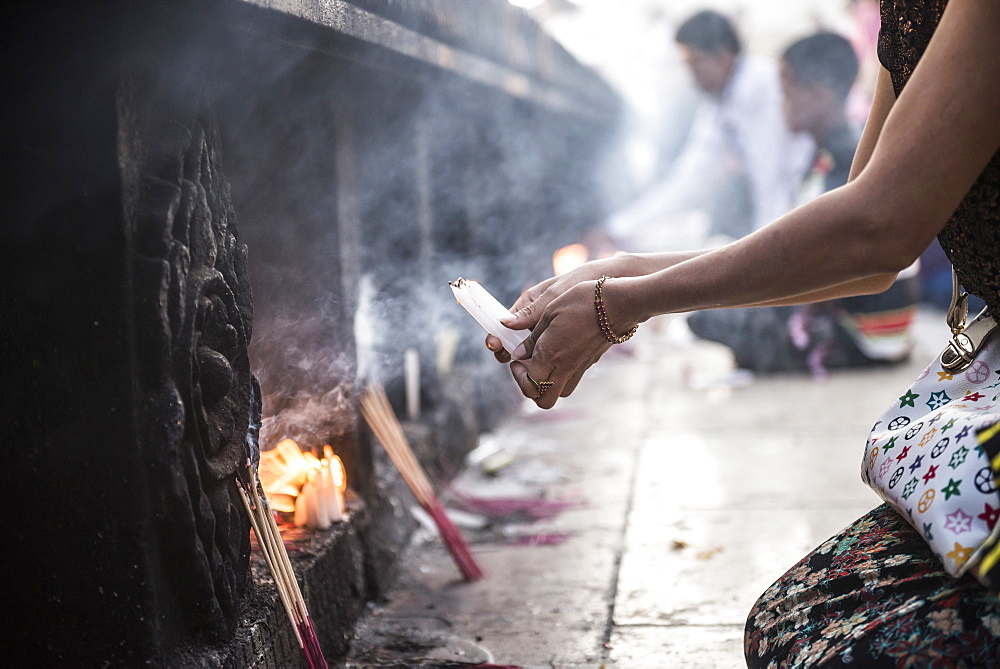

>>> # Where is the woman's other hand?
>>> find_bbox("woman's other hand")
[509,278,637,409]
[484,259,614,362]
[484,251,702,361]
[484,251,701,362]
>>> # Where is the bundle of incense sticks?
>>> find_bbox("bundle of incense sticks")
[237,463,328,669]
[449,278,529,356]
[360,383,485,581]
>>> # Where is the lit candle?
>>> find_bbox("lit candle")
[404,348,420,420]
[296,469,331,530]
[262,439,347,530]
[319,461,344,522]
[293,477,310,528]
[449,278,529,356]
[314,468,332,529]
[324,446,347,522]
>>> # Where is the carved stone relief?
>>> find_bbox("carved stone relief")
[120,81,254,641]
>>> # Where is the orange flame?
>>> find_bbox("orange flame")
[324,445,347,493]
[259,438,347,524]
[552,243,588,276]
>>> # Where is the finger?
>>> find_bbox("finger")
[509,361,536,398]
[485,333,512,363]
[510,298,559,360]
[505,300,539,332]
[510,360,561,409]
[511,277,557,313]
[506,278,559,330]
[531,324,608,405]
[509,331,537,361]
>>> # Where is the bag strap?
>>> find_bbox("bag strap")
[941,268,998,372]
[946,268,969,336]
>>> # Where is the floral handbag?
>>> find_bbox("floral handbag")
[861,270,1000,590]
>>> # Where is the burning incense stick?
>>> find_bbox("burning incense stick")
[237,464,328,669]
[449,278,530,356]
[360,383,485,581]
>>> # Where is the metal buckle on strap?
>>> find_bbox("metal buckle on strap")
[941,332,977,372]
[940,309,999,373]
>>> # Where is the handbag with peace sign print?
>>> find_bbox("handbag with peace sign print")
[861,270,1000,591]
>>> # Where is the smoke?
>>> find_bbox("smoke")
[202,1,629,452]
[250,311,357,451]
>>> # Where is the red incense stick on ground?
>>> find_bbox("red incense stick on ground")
[361,383,485,581]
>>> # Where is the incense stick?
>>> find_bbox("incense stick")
[237,467,328,669]
[237,484,302,646]
[360,383,485,581]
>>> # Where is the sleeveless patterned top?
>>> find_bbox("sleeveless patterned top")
[878,0,1000,318]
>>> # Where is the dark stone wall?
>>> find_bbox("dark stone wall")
[0,0,622,664]
[2,3,256,662]
[119,76,255,649]
[2,4,150,662]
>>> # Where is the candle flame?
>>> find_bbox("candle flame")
[324,445,348,493]
[552,243,588,276]
[259,438,347,524]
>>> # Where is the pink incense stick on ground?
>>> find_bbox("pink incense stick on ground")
[425,497,485,581]
[361,384,485,582]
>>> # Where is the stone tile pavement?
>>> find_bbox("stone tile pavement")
[341,309,951,668]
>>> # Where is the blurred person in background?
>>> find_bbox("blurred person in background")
[686,31,921,378]
[605,9,812,253]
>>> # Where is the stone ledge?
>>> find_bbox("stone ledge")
[160,476,413,667]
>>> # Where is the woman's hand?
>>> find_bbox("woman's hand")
[508,280,610,408]
[485,257,621,362]
[506,277,638,409]
[485,251,701,362]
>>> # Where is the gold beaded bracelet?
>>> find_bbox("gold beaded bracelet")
[594,275,638,344]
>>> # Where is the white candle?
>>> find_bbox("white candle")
[312,474,328,530]
[325,447,347,522]
[313,469,331,529]
[404,348,420,420]
[294,470,331,530]
[449,278,530,356]
[320,461,345,522]
[293,480,309,528]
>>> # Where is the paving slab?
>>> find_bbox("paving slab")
[614,507,875,627]
[607,624,745,668]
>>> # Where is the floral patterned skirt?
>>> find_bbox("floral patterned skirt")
[744,504,1000,667]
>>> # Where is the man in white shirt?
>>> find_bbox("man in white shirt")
[607,10,812,252]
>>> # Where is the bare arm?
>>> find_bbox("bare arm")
[744,65,903,307]
[850,65,897,181]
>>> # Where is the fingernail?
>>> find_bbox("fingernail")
[499,313,516,323]
[511,343,526,360]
